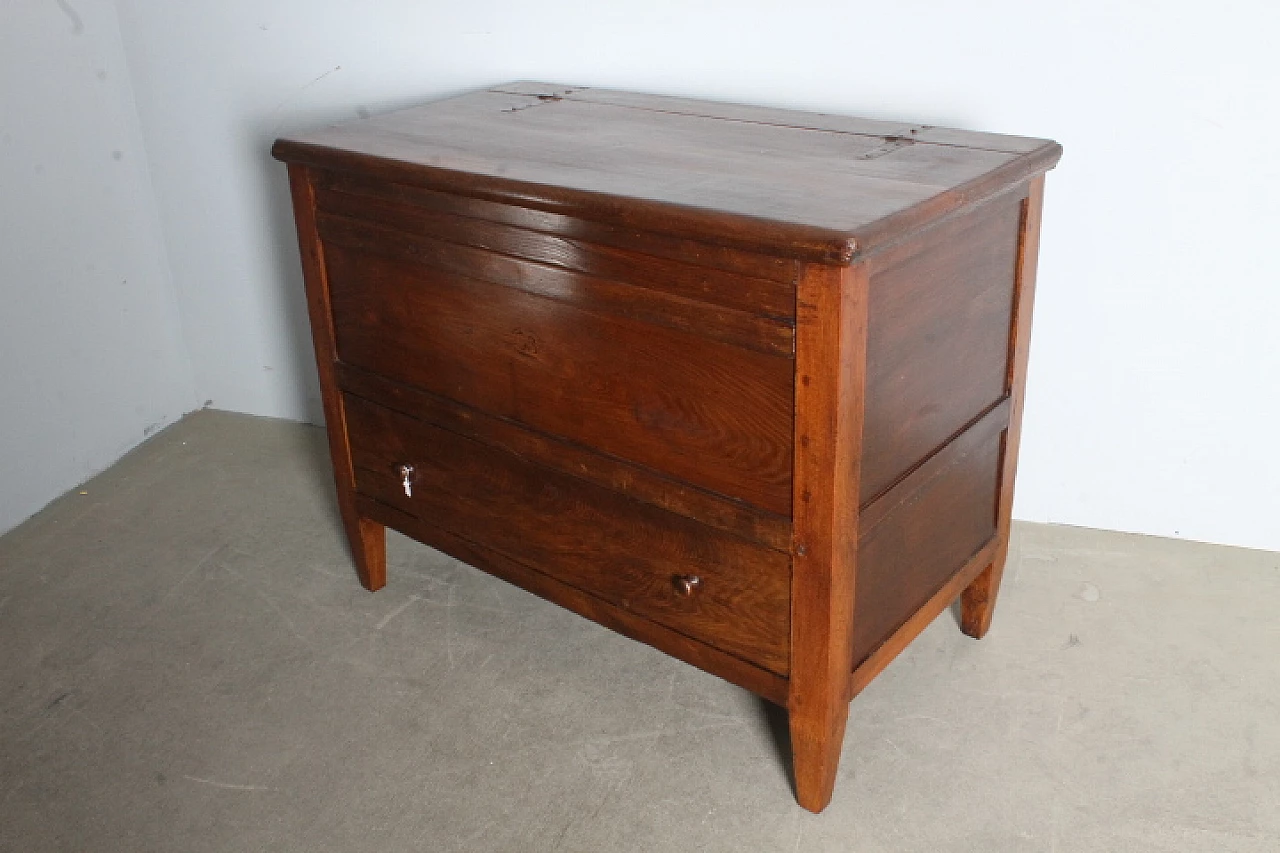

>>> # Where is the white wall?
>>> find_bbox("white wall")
[0,0,195,533]
[110,0,1279,552]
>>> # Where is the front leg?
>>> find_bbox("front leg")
[344,513,387,592]
[788,261,868,812]
[789,645,853,812]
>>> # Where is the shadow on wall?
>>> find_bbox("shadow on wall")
[243,89,473,428]
[255,148,322,424]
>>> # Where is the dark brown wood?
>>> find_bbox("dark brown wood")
[853,399,1006,665]
[848,537,999,701]
[334,363,793,552]
[285,164,387,591]
[273,84,1059,813]
[502,83,1050,155]
[344,394,792,674]
[272,83,1062,264]
[325,243,795,515]
[859,192,1023,504]
[788,262,867,813]
[315,172,801,289]
[962,176,1048,639]
[315,207,794,356]
[356,494,790,706]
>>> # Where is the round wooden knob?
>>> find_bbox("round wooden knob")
[672,575,701,597]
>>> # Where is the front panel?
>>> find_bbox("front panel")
[315,180,798,517]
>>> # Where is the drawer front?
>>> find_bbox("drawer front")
[343,394,792,675]
[323,242,794,516]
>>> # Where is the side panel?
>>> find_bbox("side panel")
[849,179,1048,681]
[859,192,1024,504]
[852,404,1005,666]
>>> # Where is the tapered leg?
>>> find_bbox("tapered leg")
[789,686,851,812]
[788,262,868,813]
[344,513,387,592]
[960,544,1009,639]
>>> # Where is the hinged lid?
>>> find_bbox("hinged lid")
[273,82,1061,264]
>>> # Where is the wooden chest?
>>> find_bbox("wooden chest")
[273,82,1061,812]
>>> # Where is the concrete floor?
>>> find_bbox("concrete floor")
[0,411,1277,852]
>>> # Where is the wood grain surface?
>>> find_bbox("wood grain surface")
[325,243,795,514]
[316,208,794,356]
[335,363,793,552]
[787,262,868,813]
[316,171,800,287]
[284,164,387,591]
[853,399,1007,665]
[274,83,1061,262]
[356,494,790,705]
[860,192,1023,504]
[962,177,1048,639]
[344,394,792,674]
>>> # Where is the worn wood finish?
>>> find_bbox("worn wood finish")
[962,176,1048,639]
[334,363,792,552]
[274,84,1060,813]
[344,394,792,674]
[355,494,790,705]
[502,84,1050,155]
[273,83,1062,264]
[788,262,867,812]
[284,164,387,591]
[325,243,795,514]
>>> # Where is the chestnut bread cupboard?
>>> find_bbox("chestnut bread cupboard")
[273,82,1060,813]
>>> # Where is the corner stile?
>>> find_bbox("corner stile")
[787,260,869,812]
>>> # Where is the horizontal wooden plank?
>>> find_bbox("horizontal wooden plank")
[335,363,793,552]
[315,208,794,356]
[346,395,792,674]
[326,244,795,515]
[357,494,790,705]
[523,84,1050,154]
[317,172,801,288]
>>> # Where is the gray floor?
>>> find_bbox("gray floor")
[1,411,1276,852]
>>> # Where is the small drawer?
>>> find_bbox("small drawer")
[343,393,792,675]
